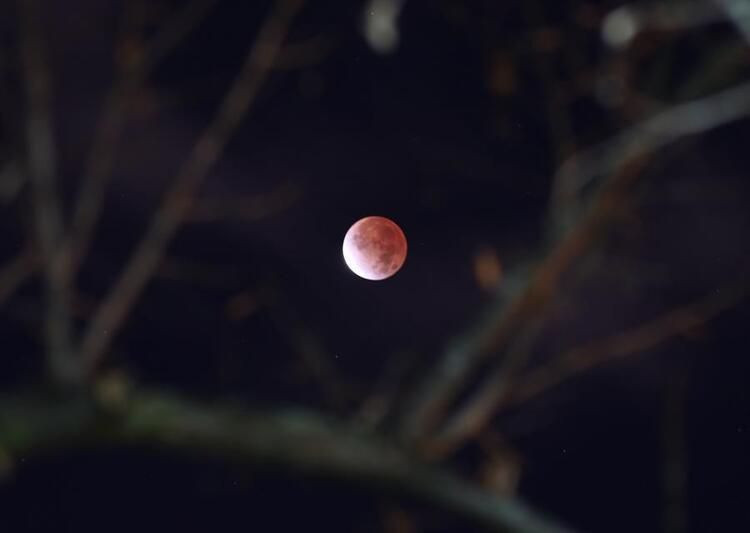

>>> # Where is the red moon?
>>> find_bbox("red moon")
[343,216,407,280]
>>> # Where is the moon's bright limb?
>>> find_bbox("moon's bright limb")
[343,216,407,280]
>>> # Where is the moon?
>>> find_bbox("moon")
[343,216,407,280]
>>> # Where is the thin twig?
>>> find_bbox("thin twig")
[661,368,688,533]
[0,0,224,318]
[0,160,25,205]
[60,0,222,282]
[403,83,750,441]
[427,282,747,456]
[0,247,36,308]
[426,318,546,457]
[399,157,647,442]
[18,0,78,384]
[79,0,305,372]
[504,282,747,409]
[549,81,750,235]
[265,286,354,411]
[356,349,421,430]
[715,0,750,43]
[602,1,733,49]
[187,180,301,222]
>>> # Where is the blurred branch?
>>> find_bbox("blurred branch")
[661,368,688,533]
[187,180,302,222]
[549,81,750,235]
[399,155,647,442]
[0,0,223,324]
[715,0,750,43]
[522,1,577,165]
[18,0,78,385]
[402,80,750,446]
[426,319,545,457]
[61,0,222,283]
[141,0,222,74]
[427,281,746,456]
[504,281,748,410]
[0,160,25,205]
[356,349,421,430]
[266,300,355,411]
[274,33,333,70]
[0,246,36,308]
[0,386,575,533]
[79,0,305,373]
[602,2,731,48]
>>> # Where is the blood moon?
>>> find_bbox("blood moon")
[342,216,407,280]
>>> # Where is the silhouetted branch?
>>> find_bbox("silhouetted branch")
[602,2,729,48]
[400,154,647,442]
[61,0,222,282]
[18,0,78,385]
[426,319,545,457]
[187,181,302,222]
[425,280,747,456]
[0,160,24,205]
[716,0,750,43]
[402,79,750,448]
[0,246,35,308]
[79,0,305,372]
[0,386,575,533]
[549,81,750,235]
[504,282,748,409]
[661,368,689,533]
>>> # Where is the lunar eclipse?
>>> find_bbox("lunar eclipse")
[343,216,407,280]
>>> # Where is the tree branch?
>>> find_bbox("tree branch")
[549,81,750,236]
[0,246,35,308]
[715,0,750,43]
[400,80,750,444]
[60,0,222,283]
[502,281,748,411]
[78,0,305,372]
[0,386,575,533]
[399,156,646,442]
[18,0,78,385]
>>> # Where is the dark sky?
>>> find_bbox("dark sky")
[1,1,750,532]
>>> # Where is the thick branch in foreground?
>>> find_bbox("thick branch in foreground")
[0,388,574,533]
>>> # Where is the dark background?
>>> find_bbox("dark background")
[1,1,749,532]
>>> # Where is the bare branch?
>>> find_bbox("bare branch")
[0,160,25,205]
[661,368,689,533]
[549,81,750,235]
[0,247,36,308]
[61,0,222,282]
[141,0,222,74]
[504,282,748,410]
[427,281,747,456]
[79,0,305,372]
[426,319,545,457]
[187,180,301,222]
[399,155,647,442]
[715,0,750,43]
[402,81,750,445]
[602,2,731,49]
[18,0,78,385]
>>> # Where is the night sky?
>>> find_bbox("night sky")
[1,1,750,532]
